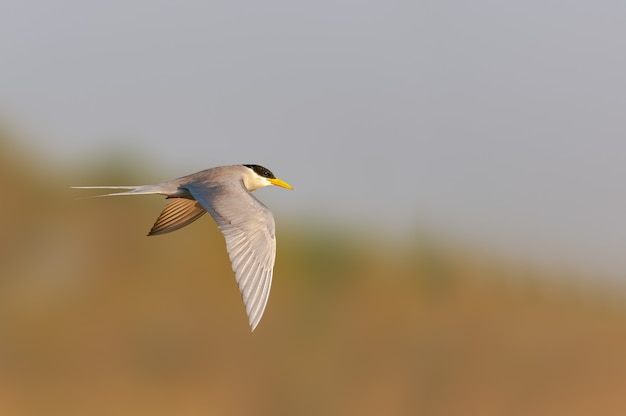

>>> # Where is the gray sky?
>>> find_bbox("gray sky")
[2,1,625,278]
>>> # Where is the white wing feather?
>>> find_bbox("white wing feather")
[186,183,276,331]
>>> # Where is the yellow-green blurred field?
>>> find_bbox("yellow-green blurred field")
[1,135,625,416]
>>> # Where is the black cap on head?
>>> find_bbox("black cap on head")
[244,164,276,179]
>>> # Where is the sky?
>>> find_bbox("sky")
[1,0,625,279]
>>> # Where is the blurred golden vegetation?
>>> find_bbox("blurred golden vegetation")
[1,129,625,415]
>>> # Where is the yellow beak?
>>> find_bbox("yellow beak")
[269,177,294,190]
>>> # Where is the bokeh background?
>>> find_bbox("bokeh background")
[1,1,626,415]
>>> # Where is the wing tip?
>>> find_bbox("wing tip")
[248,314,262,332]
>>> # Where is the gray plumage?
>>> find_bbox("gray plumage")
[73,164,293,331]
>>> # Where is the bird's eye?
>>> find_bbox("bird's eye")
[259,168,273,178]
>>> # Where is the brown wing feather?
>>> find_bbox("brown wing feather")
[148,198,207,236]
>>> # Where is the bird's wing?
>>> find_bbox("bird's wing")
[148,197,207,236]
[186,184,276,331]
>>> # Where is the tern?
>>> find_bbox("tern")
[73,164,293,331]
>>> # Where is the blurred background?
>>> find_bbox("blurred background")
[1,1,626,415]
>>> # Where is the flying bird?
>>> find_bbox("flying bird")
[73,164,293,331]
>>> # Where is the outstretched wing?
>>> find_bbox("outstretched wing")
[186,183,276,331]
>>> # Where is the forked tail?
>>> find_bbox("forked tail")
[70,185,163,198]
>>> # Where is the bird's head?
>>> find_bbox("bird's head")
[243,164,294,192]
